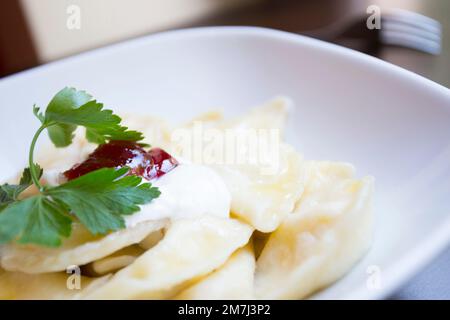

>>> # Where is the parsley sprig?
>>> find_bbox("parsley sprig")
[0,88,160,247]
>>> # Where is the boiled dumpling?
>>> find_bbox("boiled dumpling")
[213,144,305,232]
[169,98,305,232]
[0,219,167,273]
[121,114,172,149]
[0,270,110,300]
[255,161,374,299]
[86,216,253,299]
[175,244,255,299]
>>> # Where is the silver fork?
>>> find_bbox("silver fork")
[300,9,442,55]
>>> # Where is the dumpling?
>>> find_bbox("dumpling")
[175,244,255,299]
[121,114,172,149]
[85,216,253,299]
[219,97,291,133]
[255,161,374,299]
[213,144,305,232]
[0,270,110,300]
[209,99,305,232]
[84,245,145,276]
[170,98,290,160]
[169,98,305,232]
[0,219,168,273]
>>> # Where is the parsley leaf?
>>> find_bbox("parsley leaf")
[46,167,160,234]
[0,88,161,247]
[0,195,72,247]
[44,88,144,146]
[0,166,43,209]
[33,105,45,123]
[44,87,92,147]
[0,167,160,246]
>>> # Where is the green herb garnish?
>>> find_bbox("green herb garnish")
[0,88,160,247]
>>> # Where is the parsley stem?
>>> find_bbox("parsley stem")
[29,125,47,191]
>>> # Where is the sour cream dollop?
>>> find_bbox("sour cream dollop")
[125,163,231,227]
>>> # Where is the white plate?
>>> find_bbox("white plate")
[1,27,449,300]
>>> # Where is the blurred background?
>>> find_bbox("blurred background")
[0,0,449,87]
[0,0,449,299]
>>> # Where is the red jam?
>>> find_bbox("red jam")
[145,148,179,180]
[63,140,178,181]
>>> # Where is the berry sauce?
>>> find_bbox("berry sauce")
[63,140,178,181]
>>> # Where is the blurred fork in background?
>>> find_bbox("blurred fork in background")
[300,9,442,55]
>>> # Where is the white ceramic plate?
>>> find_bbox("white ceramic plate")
[1,27,449,300]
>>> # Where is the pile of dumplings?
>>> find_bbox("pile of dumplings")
[0,98,373,299]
